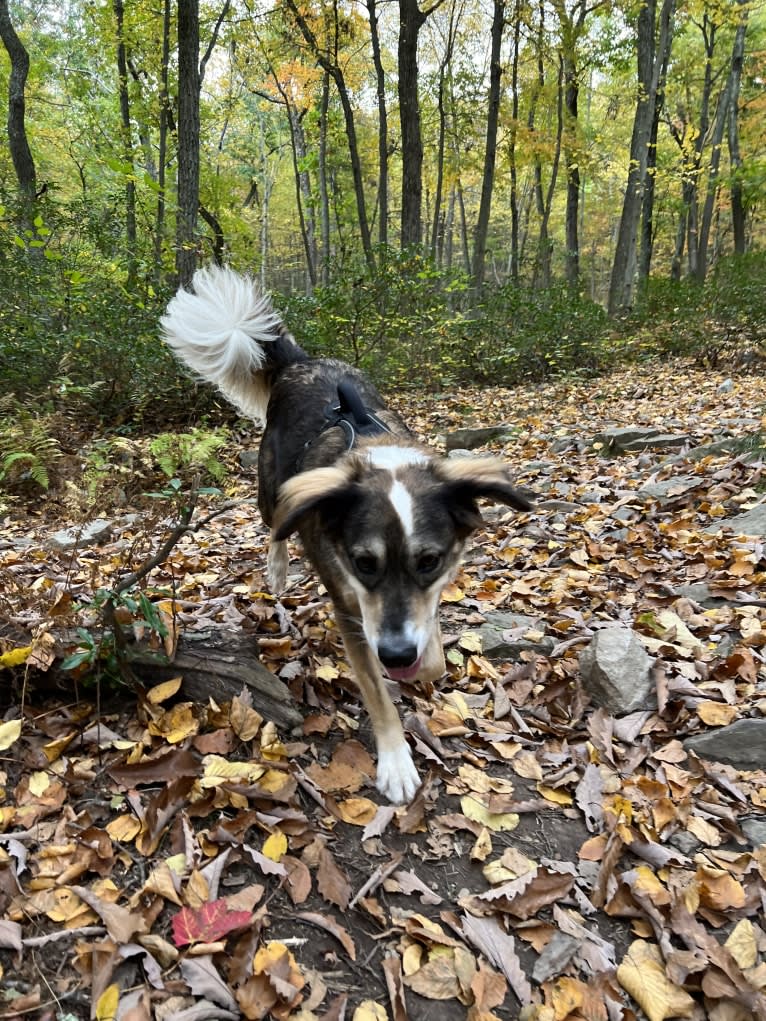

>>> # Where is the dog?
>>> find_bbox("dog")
[161,266,532,804]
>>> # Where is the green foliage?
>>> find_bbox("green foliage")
[455,283,612,383]
[0,398,63,495]
[282,252,612,389]
[625,253,766,365]
[149,428,229,484]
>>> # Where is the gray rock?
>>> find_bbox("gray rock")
[674,583,728,609]
[550,436,578,453]
[477,611,554,661]
[445,425,518,452]
[47,519,113,552]
[579,629,656,714]
[684,718,766,771]
[639,476,699,500]
[741,817,766,849]
[446,448,475,459]
[532,931,580,983]
[668,831,702,856]
[239,449,260,469]
[704,501,766,537]
[593,427,689,455]
[718,378,734,393]
[620,433,690,453]
[538,500,581,514]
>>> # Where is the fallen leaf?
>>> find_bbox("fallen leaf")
[617,939,696,1021]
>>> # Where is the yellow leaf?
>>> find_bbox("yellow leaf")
[0,719,22,751]
[147,676,183,704]
[262,830,288,862]
[470,828,493,862]
[352,1003,388,1021]
[28,771,51,797]
[460,796,519,833]
[441,583,465,603]
[230,696,263,741]
[261,721,287,761]
[725,919,757,969]
[337,797,378,826]
[551,976,586,1020]
[0,645,32,668]
[105,815,141,843]
[458,631,483,654]
[697,701,739,727]
[617,940,695,1021]
[96,982,120,1021]
[537,784,573,806]
[316,663,340,681]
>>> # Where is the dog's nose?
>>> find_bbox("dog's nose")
[378,639,418,669]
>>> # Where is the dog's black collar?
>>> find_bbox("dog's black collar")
[299,378,392,468]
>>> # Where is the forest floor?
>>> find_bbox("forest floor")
[0,361,765,1021]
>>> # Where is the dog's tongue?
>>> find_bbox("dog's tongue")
[384,657,423,682]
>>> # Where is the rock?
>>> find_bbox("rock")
[47,519,113,552]
[550,436,578,453]
[239,449,260,469]
[477,611,554,661]
[674,583,728,609]
[638,476,699,500]
[684,718,766,771]
[592,427,688,455]
[718,378,734,392]
[537,500,581,514]
[445,425,517,452]
[579,629,656,714]
[446,448,474,459]
[704,501,766,537]
[741,817,766,849]
[532,931,580,983]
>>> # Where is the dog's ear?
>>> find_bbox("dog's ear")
[436,457,533,535]
[273,464,358,540]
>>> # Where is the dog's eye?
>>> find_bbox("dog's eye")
[353,554,379,576]
[416,553,442,575]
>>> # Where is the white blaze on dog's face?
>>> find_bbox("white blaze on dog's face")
[273,449,531,682]
[339,446,460,681]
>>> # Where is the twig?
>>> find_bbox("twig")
[23,925,105,947]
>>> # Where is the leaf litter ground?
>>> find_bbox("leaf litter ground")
[0,363,765,1021]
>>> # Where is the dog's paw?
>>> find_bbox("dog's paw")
[376,744,420,804]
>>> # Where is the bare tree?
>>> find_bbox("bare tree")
[114,0,137,288]
[176,0,201,287]
[608,0,674,314]
[285,0,375,270]
[367,0,389,249]
[0,0,37,223]
[472,0,504,292]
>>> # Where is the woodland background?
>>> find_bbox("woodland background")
[0,0,764,448]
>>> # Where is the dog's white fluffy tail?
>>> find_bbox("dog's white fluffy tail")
[161,265,286,423]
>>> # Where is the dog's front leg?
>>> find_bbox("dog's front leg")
[335,615,420,805]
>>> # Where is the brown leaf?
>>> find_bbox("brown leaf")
[316,845,352,910]
[296,911,356,960]
[71,885,146,943]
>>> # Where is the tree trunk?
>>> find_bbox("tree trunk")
[285,0,374,270]
[562,45,580,289]
[176,0,201,288]
[508,5,521,282]
[0,0,37,223]
[398,0,426,248]
[154,0,171,285]
[472,0,504,293]
[607,0,674,314]
[728,98,745,255]
[532,56,563,290]
[698,0,749,278]
[317,72,332,284]
[114,0,138,290]
[367,0,388,250]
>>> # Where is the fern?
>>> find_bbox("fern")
[149,428,229,484]
[0,404,62,493]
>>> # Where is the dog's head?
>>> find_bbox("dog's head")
[273,446,532,681]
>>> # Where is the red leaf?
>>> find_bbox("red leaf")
[171,898,253,947]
